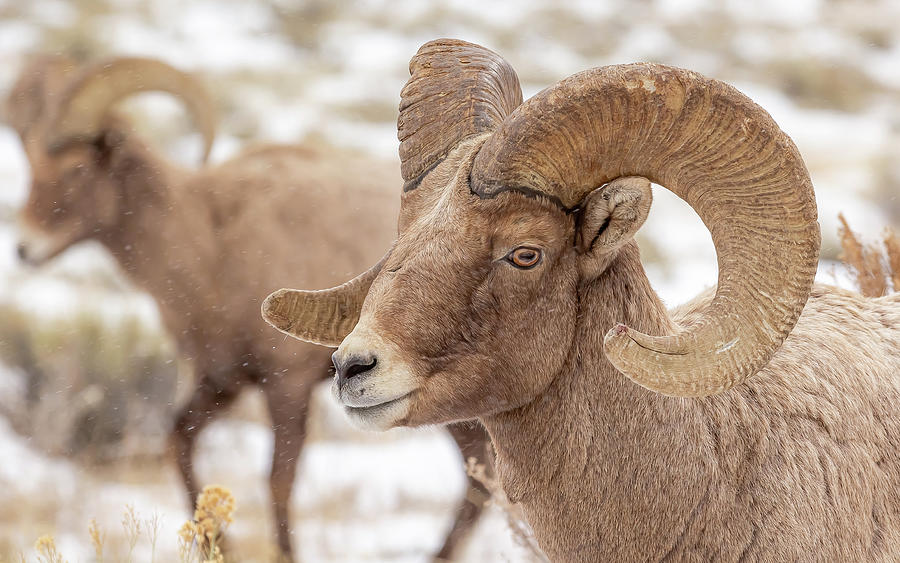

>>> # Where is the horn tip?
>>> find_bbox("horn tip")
[603,324,633,369]
[261,288,291,329]
[603,323,631,347]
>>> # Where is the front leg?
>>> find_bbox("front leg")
[264,374,316,562]
[170,371,246,510]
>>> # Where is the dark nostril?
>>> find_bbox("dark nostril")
[16,243,27,261]
[346,357,377,379]
[332,351,377,381]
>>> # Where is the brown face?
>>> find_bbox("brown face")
[17,139,119,265]
[331,139,580,429]
[7,58,119,265]
[9,55,213,267]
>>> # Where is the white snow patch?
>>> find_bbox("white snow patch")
[0,20,41,55]
[655,0,715,20]
[608,24,676,63]
[0,127,29,210]
[723,0,822,26]
[321,119,398,160]
[641,185,718,307]
[863,45,900,90]
[0,416,78,498]
[26,0,78,28]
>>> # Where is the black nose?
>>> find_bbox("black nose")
[332,351,377,383]
[16,243,27,261]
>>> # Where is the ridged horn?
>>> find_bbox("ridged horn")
[46,57,215,162]
[472,63,820,397]
[398,38,522,191]
[261,255,388,347]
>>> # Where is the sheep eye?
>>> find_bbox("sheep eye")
[507,247,542,269]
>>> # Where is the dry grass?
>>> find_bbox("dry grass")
[884,229,900,291]
[88,519,105,563]
[759,58,882,113]
[33,537,64,563]
[177,485,236,563]
[0,303,177,463]
[465,458,549,563]
[16,487,235,563]
[838,213,899,297]
[121,505,142,562]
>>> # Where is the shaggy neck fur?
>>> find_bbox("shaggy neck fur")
[483,240,900,561]
[483,242,714,560]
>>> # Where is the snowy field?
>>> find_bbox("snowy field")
[0,0,898,560]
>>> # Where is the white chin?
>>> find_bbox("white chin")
[342,394,411,431]
[16,230,67,265]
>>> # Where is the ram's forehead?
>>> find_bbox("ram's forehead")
[407,178,462,227]
[398,130,575,245]
[481,191,572,241]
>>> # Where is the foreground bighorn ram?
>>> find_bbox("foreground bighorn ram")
[264,39,900,560]
[7,55,491,560]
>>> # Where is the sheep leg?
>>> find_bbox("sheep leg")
[170,372,244,510]
[434,421,493,561]
[265,379,314,561]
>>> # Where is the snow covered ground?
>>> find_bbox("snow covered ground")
[0,0,897,560]
[0,371,521,561]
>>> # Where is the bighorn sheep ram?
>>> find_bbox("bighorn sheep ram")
[264,39,900,561]
[7,55,491,560]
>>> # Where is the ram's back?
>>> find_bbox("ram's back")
[184,143,401,359]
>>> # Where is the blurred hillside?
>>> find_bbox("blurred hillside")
[0,0,898,560]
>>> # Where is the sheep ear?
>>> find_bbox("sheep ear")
[576,176,652,256]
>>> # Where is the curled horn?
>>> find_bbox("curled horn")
[472,63,820,397]
[46,57,216,162]
[398,38,522,191]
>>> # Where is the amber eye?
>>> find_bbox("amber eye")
[507,246,542,269]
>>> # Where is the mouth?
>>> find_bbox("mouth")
[15,236,64,266]
[344,391,412,413]
[17,251,47,268]
[341,392,413,430]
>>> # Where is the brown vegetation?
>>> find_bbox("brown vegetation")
[0,303,176,461]
[17,486,234,563]
[464,459,547,563]
[838,213,899,296]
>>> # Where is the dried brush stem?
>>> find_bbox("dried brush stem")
[34,535,65,563]
[145,513,161,563]
[838,213,889,297]
[178,485,235,563]
[465,458,549,563]
[121,505,141,563]
[88,519,105,563]
[884,227,900,292]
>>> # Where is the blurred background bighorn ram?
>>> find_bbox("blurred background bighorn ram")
[6,54,491,561]
[265,39,900,561]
